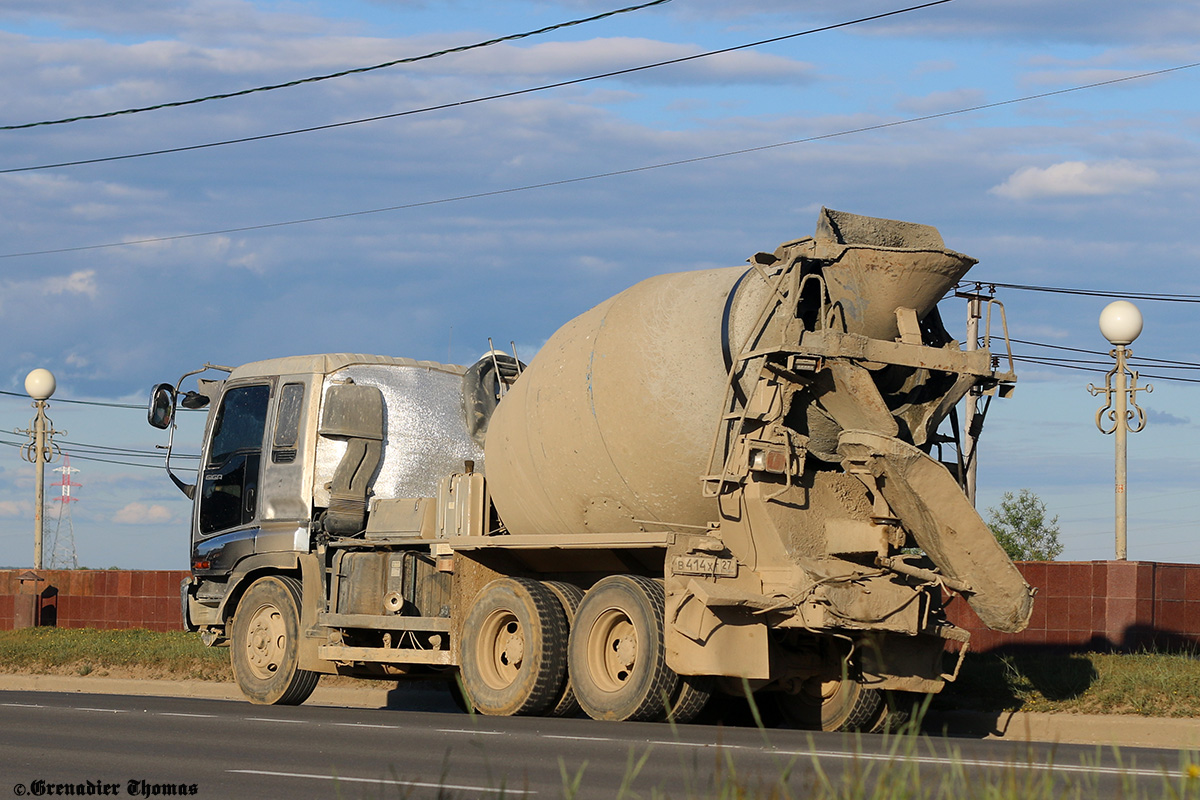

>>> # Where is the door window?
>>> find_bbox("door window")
[199,384,270,535]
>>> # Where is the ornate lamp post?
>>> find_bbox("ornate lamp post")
[15,369,63,569]
[1087,302,1151,561]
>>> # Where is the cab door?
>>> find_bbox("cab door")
[193,384,271,571]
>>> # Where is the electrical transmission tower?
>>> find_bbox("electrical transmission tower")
[49,454,80,569]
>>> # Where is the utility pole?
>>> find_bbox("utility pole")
[955,287,986,505]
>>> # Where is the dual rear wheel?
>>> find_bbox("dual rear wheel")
[459,575,711,722]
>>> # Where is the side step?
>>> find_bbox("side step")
[318,644,452,666]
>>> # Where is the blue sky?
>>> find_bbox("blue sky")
[1,0,1198,568]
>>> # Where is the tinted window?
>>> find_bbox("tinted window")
[208,385,270,463]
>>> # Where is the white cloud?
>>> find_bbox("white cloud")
[989,160,1158,200]
[45,269,99,298]
[113,502,174,525]
[0,500,29,518]
[437,38,815,86]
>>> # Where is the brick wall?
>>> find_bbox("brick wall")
[5,561,1200,647]
[946,560,1200,653]
[0,569,189,632]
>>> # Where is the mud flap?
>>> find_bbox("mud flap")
[838,429,1034,634]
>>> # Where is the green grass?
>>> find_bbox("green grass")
[936,649,1200,717]
[0,627,230,681]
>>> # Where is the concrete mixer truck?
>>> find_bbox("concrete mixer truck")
[148,208,1031,731]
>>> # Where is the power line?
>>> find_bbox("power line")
[964,280,1200,304]
[0,387,204,410]
[55,437,200,460]
[0,438,197,471]
[3,56,1194,261]
[0,0,954,175]
[1012,354,1200,385]
[0,0,674,132]
[1011,338,1200,369]
[0,388,144,409]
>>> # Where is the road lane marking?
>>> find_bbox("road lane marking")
[159,712,219,718]
[77,707,128,713]
[333,722,401,729]
[245,717,308,724]
[437,728,505,735]
[1,703,45,708]
[794,748,1179,779]
[227,769,536,794]
[543,734,617,742]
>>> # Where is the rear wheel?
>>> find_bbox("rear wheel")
[459,578,568,716]
[779,676,886,732]
[569,575,679,722]
[668,675,714,724]
[230,576,319,706]
[543,581,585,718]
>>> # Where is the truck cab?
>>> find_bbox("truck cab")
[152,354,492,652]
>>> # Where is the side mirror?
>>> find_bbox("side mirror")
[148,383,176,429]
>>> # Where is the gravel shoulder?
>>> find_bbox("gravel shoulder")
[2,672,1197,751]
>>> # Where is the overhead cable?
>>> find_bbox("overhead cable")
[1,0,955,175]
[1010,338,1200,369]
[0,0,674,131]
[1011,354,1200,385]
[962,280,1200,304]
[3,58,1196,261]
[0,438,197,471]
[0,388,143,409]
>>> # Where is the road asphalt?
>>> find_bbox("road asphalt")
[2,673,1197,751]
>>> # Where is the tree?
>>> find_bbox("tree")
[986,489,1063,562]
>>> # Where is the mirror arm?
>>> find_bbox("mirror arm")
[157,414,196,499]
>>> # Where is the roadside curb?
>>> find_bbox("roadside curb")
[3,674,1198,750]
[0,674,398,709]
[923,709,1200,750]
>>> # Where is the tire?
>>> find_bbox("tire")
[459,578,568,717]
[568,575,679,722]
[230,576,320,706]
[778,676,886,732]
[668,674,714,724]
[446,673,474,714]
[877,691,920,733]
[543,581,585,718]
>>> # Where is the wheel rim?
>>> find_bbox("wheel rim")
[476,608,525,690]
[243,602,287,681]
[586,607,638,693]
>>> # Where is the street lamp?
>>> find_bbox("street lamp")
[1087,301,1152,561]
[15,369,63,569]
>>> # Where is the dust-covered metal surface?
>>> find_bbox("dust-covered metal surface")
[484,265,756,535]
[314,363,483,507]
[485,206,1031,639]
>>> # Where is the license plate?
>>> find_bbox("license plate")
[672,555,737,578]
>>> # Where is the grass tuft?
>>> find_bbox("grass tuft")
[937,649,1200,717]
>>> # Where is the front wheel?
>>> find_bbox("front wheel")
[230,576,319,705]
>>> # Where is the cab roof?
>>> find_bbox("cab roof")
[228,353,468,381]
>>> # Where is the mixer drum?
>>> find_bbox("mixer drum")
[483,265,771,536]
